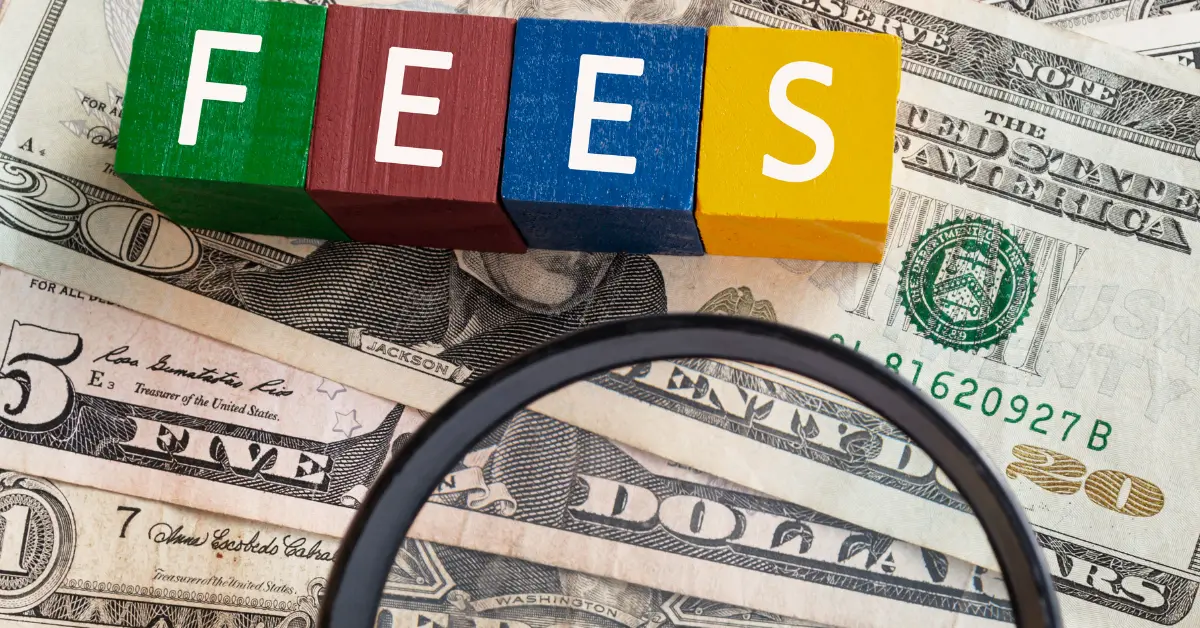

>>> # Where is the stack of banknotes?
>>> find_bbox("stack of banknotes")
[1,0,1199,626]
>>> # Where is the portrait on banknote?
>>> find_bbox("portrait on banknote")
[230,244,667,380]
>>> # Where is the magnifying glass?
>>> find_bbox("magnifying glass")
[318,314,1062,628]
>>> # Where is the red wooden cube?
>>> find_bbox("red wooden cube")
[307,7,526,253]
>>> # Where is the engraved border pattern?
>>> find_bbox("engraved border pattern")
[0,0,65,146]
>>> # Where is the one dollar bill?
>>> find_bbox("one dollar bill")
[0,471,334,627]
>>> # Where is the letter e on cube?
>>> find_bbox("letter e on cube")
[499,19,707,255]
[306,8,527,253]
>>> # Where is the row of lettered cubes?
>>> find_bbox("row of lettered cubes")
[114,0,902,262]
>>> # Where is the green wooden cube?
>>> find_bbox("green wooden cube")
[115,0,347,240]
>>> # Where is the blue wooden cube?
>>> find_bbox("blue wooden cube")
[499,18,707,254]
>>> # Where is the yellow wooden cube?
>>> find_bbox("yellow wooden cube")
[695,28,901,262]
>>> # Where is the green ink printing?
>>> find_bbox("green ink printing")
[900,217,1036,353]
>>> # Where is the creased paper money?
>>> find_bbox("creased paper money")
[5,0,1200,625]
[0,264,419,531]
[0,469,847,628]
[372,539,838,628]
[402,411,1015,628]
[0,264,1010,628]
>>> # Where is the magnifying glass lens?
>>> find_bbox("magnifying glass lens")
[371,356,1012,628]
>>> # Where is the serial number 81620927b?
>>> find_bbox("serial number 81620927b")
[829,334,1112,452]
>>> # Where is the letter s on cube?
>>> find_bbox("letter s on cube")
[114,0,348,241]
[695,28,902,263]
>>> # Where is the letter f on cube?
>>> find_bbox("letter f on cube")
[179,30,262,145]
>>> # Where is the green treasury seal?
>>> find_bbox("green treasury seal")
[899,218,1036,353]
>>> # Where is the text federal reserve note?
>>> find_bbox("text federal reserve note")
[0,472,333,627]
[1078,11,1200,65]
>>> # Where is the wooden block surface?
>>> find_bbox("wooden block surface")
[499,18,706,255]
[114,0,346,240]
[695,28,901,262]
[307,8,525,253]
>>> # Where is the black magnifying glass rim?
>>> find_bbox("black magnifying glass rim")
[318,313,1061,628]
